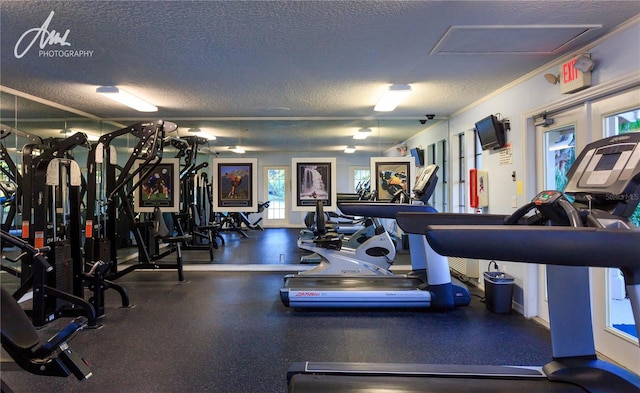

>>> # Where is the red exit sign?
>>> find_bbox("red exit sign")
[560,55,592,94]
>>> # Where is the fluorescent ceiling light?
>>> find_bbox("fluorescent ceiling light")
[374,84,412,112]
[344,145,356,153]
[96,86,158,112]
[197,132,217,141]
[353,128,372,140]
[186,127,216,140]
[228,145,245,154]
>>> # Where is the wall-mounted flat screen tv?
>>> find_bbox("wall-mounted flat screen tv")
[475,114,506,150]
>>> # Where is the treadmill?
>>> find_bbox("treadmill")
[286,133,640,392]
[280,164,472,310]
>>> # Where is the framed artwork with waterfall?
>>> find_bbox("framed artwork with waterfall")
[370,156,415,202]
[212,157,258,212]
[292,157,337,211]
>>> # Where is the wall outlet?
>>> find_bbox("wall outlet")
[511,196,517,208]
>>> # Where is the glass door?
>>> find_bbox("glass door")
[263,166,289,227]
[535,106,584,324]
[590,88,640,373]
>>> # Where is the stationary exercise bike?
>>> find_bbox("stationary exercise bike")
[296,200,397,275]
[298,206,384,265]
[292,164,441,277]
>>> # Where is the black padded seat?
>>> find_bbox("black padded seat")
[1,287,92,391]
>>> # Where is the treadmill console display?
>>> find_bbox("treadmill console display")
[564,133,640,202]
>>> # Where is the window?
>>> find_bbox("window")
[427,141,448,212]
[352,167,370,193]
[438,139,448,212]
[458,133,466,212]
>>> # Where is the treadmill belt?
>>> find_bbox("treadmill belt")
[283,276,425,291]
[288,374,585,393]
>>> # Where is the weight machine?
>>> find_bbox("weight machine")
[16,133,98,327]
[85,120,189,282]
[165,135,219,260]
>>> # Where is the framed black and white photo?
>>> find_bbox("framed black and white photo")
[291,157,337,211]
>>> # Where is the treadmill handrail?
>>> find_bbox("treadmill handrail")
[396,212,509,234]
[338,202,438,220]
[425,225,639,270]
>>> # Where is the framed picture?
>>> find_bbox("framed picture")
[133,158,180,212]
[212,157,258,212]
[292,157,337,211]
[370,156,415,201]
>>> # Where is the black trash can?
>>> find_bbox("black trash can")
[484,271,515,314]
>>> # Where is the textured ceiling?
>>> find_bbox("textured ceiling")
[1,1,639,153]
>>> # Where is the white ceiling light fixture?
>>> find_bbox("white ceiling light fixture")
[197,132,217,141]
[96,86,158,112]
[187,128,217,140]
[353,128,372,140]
[344,145,356,153]
[228,145,246,154]
[374,84,412,112]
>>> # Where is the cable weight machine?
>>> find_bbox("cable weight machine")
[85,120,188,282]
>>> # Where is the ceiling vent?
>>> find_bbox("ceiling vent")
[431,24,601,55]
